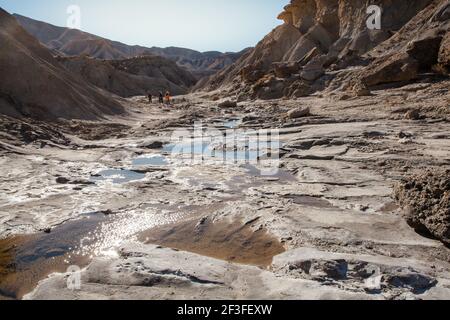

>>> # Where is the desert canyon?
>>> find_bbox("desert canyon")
[0,0,449,300]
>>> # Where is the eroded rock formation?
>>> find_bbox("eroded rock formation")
[201,0,449,100]
[395,169,450,246]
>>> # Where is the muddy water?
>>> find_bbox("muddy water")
[0,209,185,299]
[139,218,285,268]
[0,201,227,299]
[0,213,110,299]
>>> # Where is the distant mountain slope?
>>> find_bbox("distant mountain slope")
[13,14,246,78]
[57,55,198,97]
[0,8,124,121]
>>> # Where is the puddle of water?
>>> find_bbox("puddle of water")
[0,212,110,299]
[132,155,168,167]
[90,155,168,185]
[163,141,207,154]
[163,140,280,163]
[90,169,146,184]
[139,218,285,268]
[0,206,187,299]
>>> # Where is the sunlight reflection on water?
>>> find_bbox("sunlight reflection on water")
[69,209,185,259]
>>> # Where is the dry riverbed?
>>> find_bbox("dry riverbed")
[1,88,450,300]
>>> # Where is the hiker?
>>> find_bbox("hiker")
[158,91,164,104]
[165,91,171,106]
[148,93,152,103]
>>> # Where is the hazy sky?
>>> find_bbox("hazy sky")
[0,0,289,52]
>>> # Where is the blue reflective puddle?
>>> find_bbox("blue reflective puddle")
[132,155,168,167]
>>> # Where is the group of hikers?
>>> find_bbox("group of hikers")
[148,91,172,106]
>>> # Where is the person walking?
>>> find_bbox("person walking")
[148,93,152,103]
[158,91,164,104]
[165,91,171,106]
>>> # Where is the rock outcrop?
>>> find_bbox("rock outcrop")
[394,169,450,246]
[200,0,450,99]
[13,14,245,78]
[0,8,124,121]
[57,55,197,97]
[439,31,450,74]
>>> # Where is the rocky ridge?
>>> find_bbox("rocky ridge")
[201,0,450,101]
[13,14,245,78]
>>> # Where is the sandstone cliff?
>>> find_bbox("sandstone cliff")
[0,9,124,121]
[201,0,450,100]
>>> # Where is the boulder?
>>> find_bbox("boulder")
[240,63,265,83]
[288,80,312,97]
[273,62,300,78]
[406,30,443,69]
[351,82,371,97]
[405,109,421,120]
[254,84,286,100]
[284,36,318,62]
[362,54,419,87]
[292,87,311,98]
[253,76,287,100]
[298,47,321,66]
[56,177,70,184]
[141,141,164,149]
[287,107,311,119]
[300,55,328,81]
[394,169,450,245]
[300,67,325,81]
[303,23,337,51]
[218,100,238,108]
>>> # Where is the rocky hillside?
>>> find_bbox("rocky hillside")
[202,0,450,100]
[57,55,197,97]
[0,8,124,121]
[14,14,244,78]
[143,46,250,78]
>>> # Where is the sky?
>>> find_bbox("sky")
[0,0,289,52]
